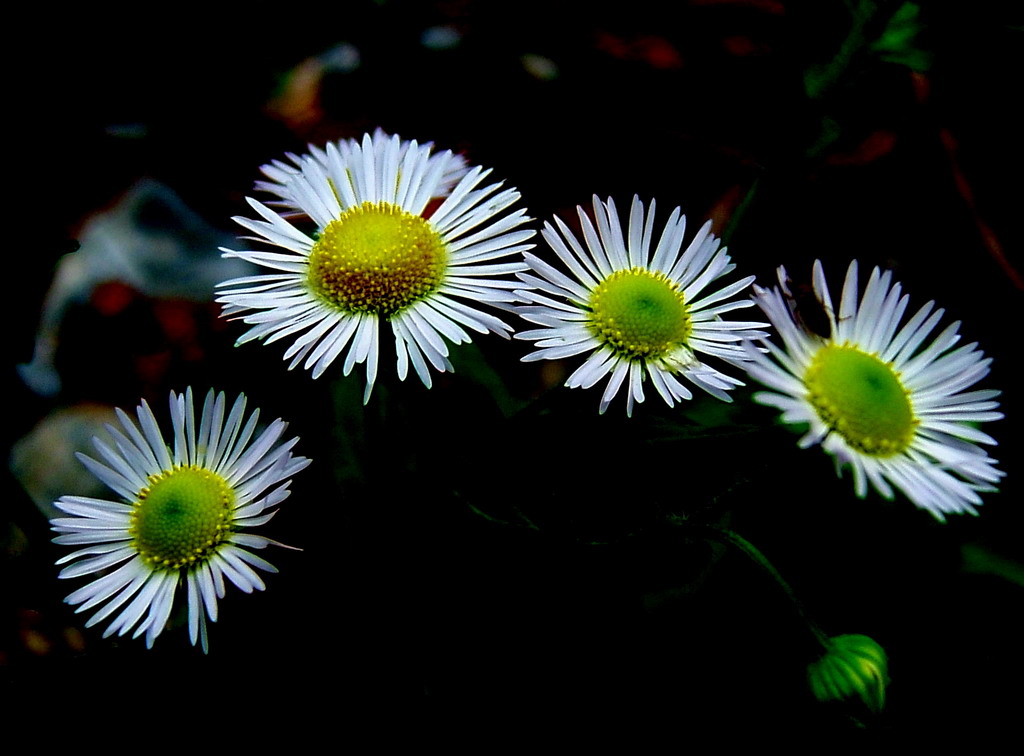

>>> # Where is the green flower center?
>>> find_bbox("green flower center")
[588,268,692,360]
[804,345,918,456]
[130,466,235,570]
[307,201,448,318]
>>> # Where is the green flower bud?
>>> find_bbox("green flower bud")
[807,634,890,713]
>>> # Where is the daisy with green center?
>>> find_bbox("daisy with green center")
[217,131,534,402]
[745,260,1003,520]
[50,388,310,651]
[515,195,767,415]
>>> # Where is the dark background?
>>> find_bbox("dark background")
[5,0,1022,739]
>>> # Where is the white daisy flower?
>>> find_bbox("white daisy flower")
[50,388,310,652]
[745,260,1004,520]
[217,131,535,402]
[514,195,767,415]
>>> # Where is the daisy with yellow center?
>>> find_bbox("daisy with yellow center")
[217,131,534,402]
[515,195,767,415]
[745,260,1003,519]
[50,388,310,651]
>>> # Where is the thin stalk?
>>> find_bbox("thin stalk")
[695,523,831,650]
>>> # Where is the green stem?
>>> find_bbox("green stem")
[804,0,903,101]
[465,500,540,531]
[721,177,760,247]
[803,0,906,159]
[695,523,831,650]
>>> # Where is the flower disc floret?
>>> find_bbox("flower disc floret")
[307,201,448,317]
[131,466,235,569]
[589,268,692,360]
[805,345,917,457]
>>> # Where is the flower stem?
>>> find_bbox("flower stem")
[693,523,831,650]
[803,0,904,101]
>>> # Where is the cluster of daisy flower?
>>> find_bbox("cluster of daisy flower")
[50,130,1003,651]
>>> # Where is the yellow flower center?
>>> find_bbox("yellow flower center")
[306,201,448,318]
[804,344,918,456]
[130,466,235,570]
[588,268,692,360]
